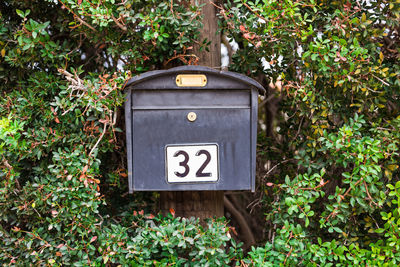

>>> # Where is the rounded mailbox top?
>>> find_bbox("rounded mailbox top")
[124,65,266,95]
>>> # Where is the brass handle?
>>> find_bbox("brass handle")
[176,74,207,87]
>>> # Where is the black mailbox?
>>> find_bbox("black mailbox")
[124,66,265,193]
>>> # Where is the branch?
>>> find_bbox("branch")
[293,116,304,141]
[242,2,267,23]
[257,93,277,108]
[224,196,256,248]
[263,159,291,178]
[372,74,390,86]
[363,181,377,206]
[111,14,127,31]
[89,123,107,157]
[298,180,330,191]
[325,177,364,222]
[2,158,12,169]
[74,15,97,32]
[283,232,294,265]
[284,246,294,265]
[221,33,233,68]
[59,0,97,32]
[164,53,199,66]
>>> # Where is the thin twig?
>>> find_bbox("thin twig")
[293,116,304,141]
[298,180,330,191]
[89,123,107,157]
[170,0,175,17]
[59,0,97,32]
[111,14,127,31]
[242,2,267,23]
[284,243,293,264]
[73,14,97,32]
[372,74,390,86]
[164,54,198,66]
[325,177,364,222]
[2,158,12,169]
[263,159,291,178]
[370,214,380,229]
[363,180,377,206]
[258,94,277,108]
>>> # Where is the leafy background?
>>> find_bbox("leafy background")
[0,0,399,266]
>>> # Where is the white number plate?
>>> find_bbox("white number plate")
[166,144,219,183]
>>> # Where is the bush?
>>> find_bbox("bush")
[95,215,242,266]
[1,0,400,266]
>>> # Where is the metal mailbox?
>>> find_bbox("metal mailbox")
[124,66,265,193]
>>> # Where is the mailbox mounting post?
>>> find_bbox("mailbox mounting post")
[124,66,265,219]
[124,1,265,221]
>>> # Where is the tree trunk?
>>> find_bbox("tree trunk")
[160,0,223,221]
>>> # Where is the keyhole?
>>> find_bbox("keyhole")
[187,112,197,122]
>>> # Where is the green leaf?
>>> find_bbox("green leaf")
[311,53,319,61]
[16,9,25,18]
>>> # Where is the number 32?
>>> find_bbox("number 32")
[174,150,211,178]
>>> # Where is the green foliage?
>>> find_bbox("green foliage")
[218,0,400,265]
[96,215,242,266]
[1,0,400,266]
[0,0,223,265]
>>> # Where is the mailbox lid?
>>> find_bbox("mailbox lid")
[124,65,265,95]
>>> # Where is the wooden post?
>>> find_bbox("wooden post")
[160,0,224,220]
[191,0,221,69]
[160,191,224,221]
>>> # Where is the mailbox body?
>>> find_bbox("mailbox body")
[124,66,264,193]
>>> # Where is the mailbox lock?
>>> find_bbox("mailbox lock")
[187,112,197,122]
